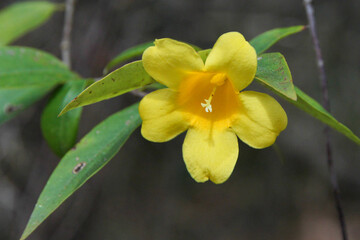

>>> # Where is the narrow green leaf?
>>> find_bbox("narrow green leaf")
[250,25,305,54]
[41,80,88,157]
[281,87,360,145]
[60,61,154,115]
[21,103,141,240]
[0,47,79,88]
[255,53,297,100]
[0,86,53,125]
[0,2,60,46]
[104,42,154,74]
[103,41,201,74]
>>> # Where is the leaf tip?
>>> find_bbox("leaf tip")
[289,92,298,101]
[20,226,32,240]
[58,107,69,117]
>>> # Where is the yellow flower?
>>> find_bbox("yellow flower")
[139,32,288,184]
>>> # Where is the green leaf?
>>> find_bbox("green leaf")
[0,86,53,125]
[60,61,154,115]
[103,41,201,74]
[104,42,154,74]
[249,25,305,54]
[41,80,89,157]
[0,2,60,46]
[281,87,360,145]
[255,53,297,100]
[0,47,79,88]
[21,103,141,240]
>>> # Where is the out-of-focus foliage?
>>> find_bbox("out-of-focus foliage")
[0,86,52,124]
[0,47,79,124]
[0,1,59,46]
[0,47,78,88]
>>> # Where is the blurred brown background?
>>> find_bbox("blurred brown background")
[0,0,359,239]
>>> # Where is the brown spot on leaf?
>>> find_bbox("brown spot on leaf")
[111,78,115,82]
[73,162,86,174]
[89,90,92,94]
[4,104,21,114]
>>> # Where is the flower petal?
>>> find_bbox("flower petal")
[204,32,257,91]
[142,38,204,89]
[183,127,239,184]
[232,91,287,148]
[139,89,189,142]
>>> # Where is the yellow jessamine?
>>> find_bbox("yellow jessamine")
[139,32,287,184]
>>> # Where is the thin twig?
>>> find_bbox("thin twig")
[61,0,76,68]
[303,1,348,239]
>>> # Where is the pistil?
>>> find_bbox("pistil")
[201,87,217,112]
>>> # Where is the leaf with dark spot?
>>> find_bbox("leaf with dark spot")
[21,103,141,240]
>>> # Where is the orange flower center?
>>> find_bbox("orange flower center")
[177,72,241,128]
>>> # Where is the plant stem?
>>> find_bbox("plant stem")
[61,0,76,68]
[303,1,348,239]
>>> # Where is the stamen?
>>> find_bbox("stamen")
[201,87,217,113]
[210,73,227,86]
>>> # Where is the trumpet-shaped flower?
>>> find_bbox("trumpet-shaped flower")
[139,32,287,184]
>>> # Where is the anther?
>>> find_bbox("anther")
[210,73,227,86]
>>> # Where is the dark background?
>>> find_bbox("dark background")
[0,0,359,239]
